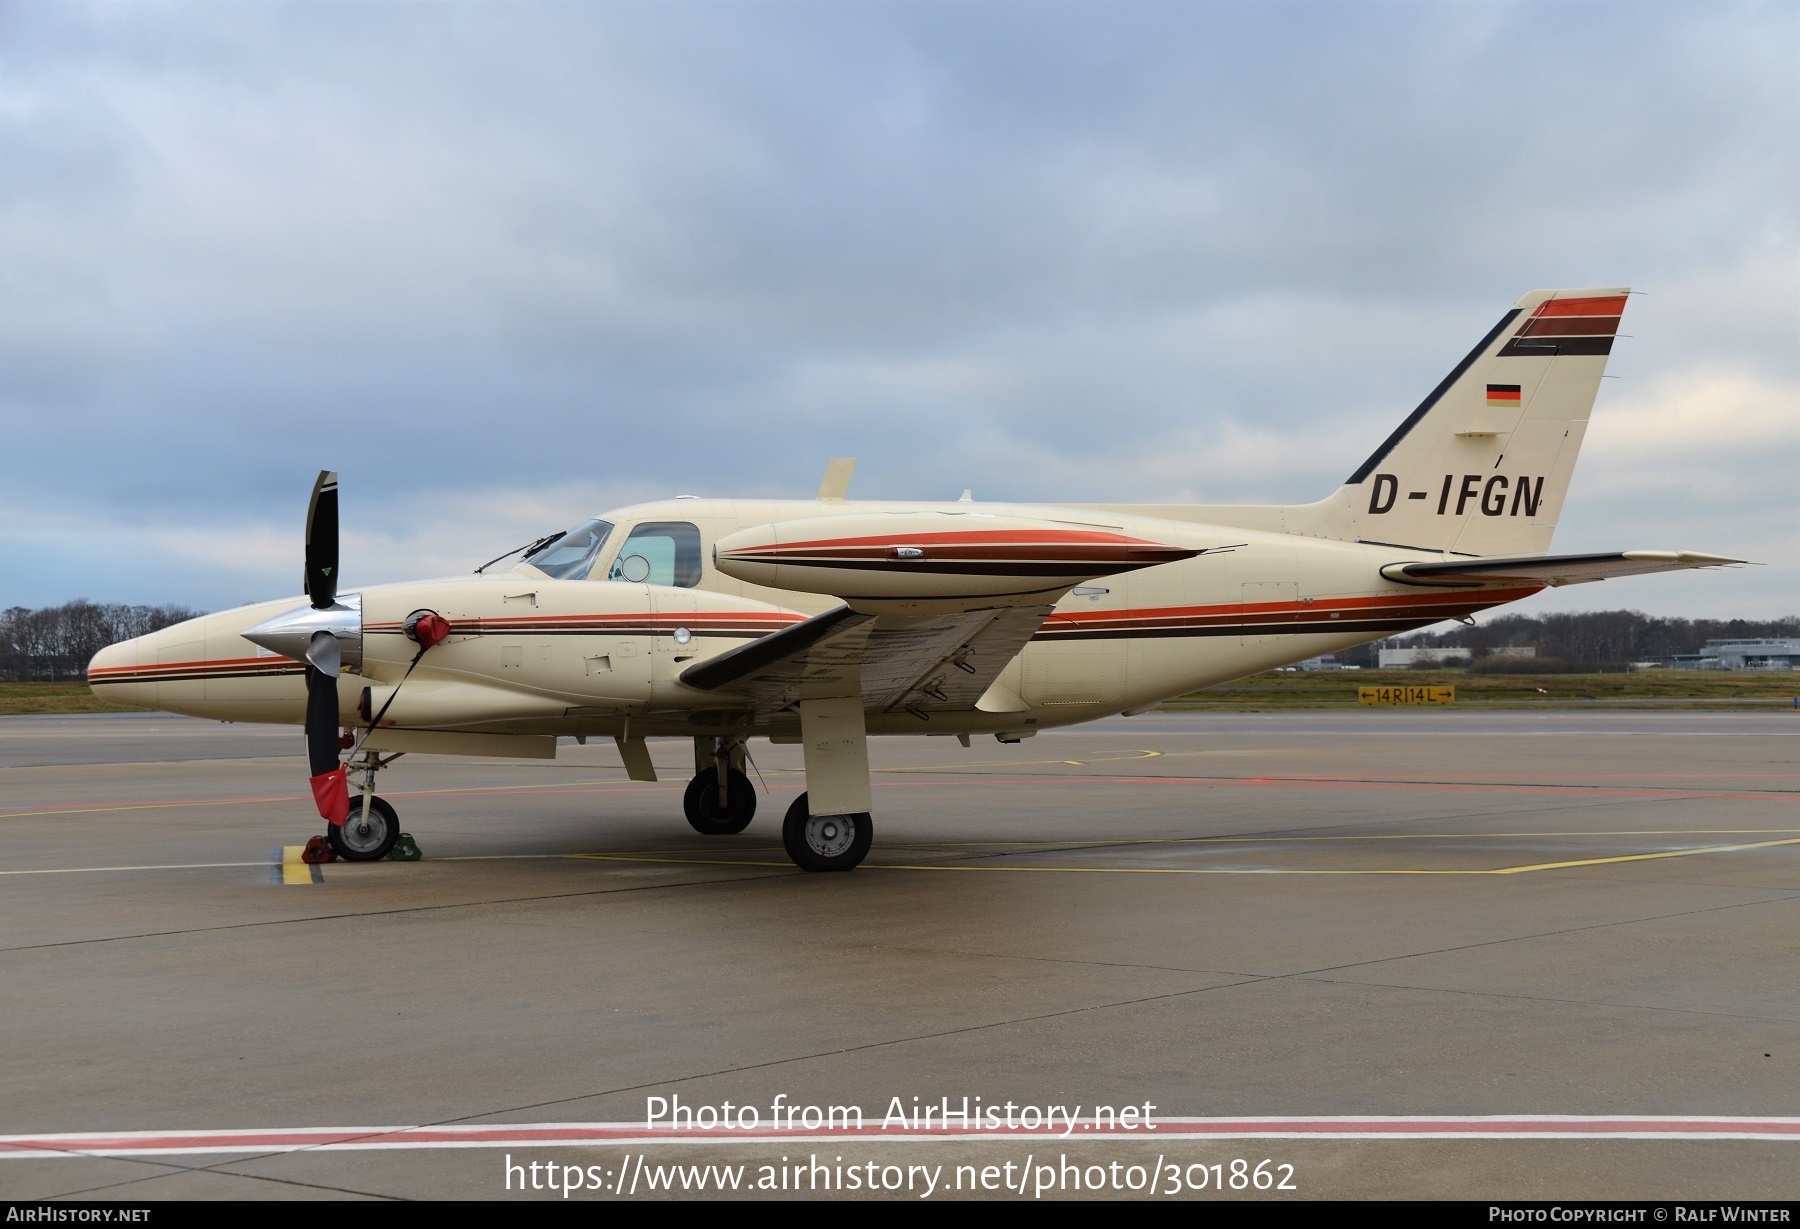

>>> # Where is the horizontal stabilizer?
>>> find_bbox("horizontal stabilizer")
[1381,551,1744,589]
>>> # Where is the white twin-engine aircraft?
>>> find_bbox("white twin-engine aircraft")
[90,288,1738,871]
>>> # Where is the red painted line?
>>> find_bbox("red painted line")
[90,662,283,678]
[748,529,1158,551]
[5,1115,1796,1157]
[917,775,1797,803]
[1040,587,1542,629]
[1094,775,1797,802]
[359,615,805,634]
[1535,295,1628,318]
[0,782,684,821]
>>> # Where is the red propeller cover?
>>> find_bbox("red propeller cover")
[310,766,350,826]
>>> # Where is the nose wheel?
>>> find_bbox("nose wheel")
[781,793,872,872]
[327,795,400,861]
[683,767,757,835]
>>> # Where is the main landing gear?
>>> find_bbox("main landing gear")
[681,729,874,871]
[684,737,756,835]
[683,768,756,834]
[781,794,872,872]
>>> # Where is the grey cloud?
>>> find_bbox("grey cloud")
[0,0,1793,613]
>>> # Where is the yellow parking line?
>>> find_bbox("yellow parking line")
[279,846,321,885]
[571,836,1800,877]
[1490,836,1800,874]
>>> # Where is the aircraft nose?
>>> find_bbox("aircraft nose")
[87,636,147,707]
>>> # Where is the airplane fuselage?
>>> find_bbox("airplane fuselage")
[89,495,1535,746]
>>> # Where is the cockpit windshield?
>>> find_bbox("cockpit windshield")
[523,519,614,580]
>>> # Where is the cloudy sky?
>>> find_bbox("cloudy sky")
[2,0,1794,619]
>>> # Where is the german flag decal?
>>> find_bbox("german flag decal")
[1487,384,1522,408]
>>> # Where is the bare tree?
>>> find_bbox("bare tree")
[0,601,205,682]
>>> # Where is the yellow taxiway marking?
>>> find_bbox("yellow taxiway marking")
[570,834,1800,877]
[278,846,320,885]
[9,831,1799,880]
[1483,837,1800,874]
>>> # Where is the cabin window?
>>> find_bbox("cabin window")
[607,521,703,588]
[524,519,614,579]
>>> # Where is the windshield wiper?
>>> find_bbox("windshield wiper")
[474,531,565,575]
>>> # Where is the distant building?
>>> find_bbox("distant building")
[1292,654,1356,670]
[1646,639,1800,670]
[1696,639,1800,671]
[1379,647,1472,668]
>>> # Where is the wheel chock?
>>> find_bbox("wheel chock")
[300,836,336,864]
[390,833,422,861]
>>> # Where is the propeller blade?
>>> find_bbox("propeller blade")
[305,629,341,677]
[304,666,342,779]
[305,470,339,610]
[300,472,351,827]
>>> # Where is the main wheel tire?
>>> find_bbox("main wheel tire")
[683,767,756,835]
[781,792,872,872]
[328,795,401,861]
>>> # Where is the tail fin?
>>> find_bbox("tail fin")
[1310,287,1628,556]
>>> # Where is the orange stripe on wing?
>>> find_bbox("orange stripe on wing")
[1043,586,1541,629]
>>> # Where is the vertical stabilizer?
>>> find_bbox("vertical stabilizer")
[1301,288,1628,556]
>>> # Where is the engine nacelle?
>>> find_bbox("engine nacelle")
[714,512,1199,600]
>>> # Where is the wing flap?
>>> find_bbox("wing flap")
[1382,550,1743,588]
[679,603,1050,718]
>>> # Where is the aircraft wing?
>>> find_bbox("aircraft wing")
[682,509,1207,719]
[678,602,1051,718]
[1381,550,1743,588]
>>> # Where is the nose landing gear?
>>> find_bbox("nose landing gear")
[325,750,404,861]
[328,794,400,861]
